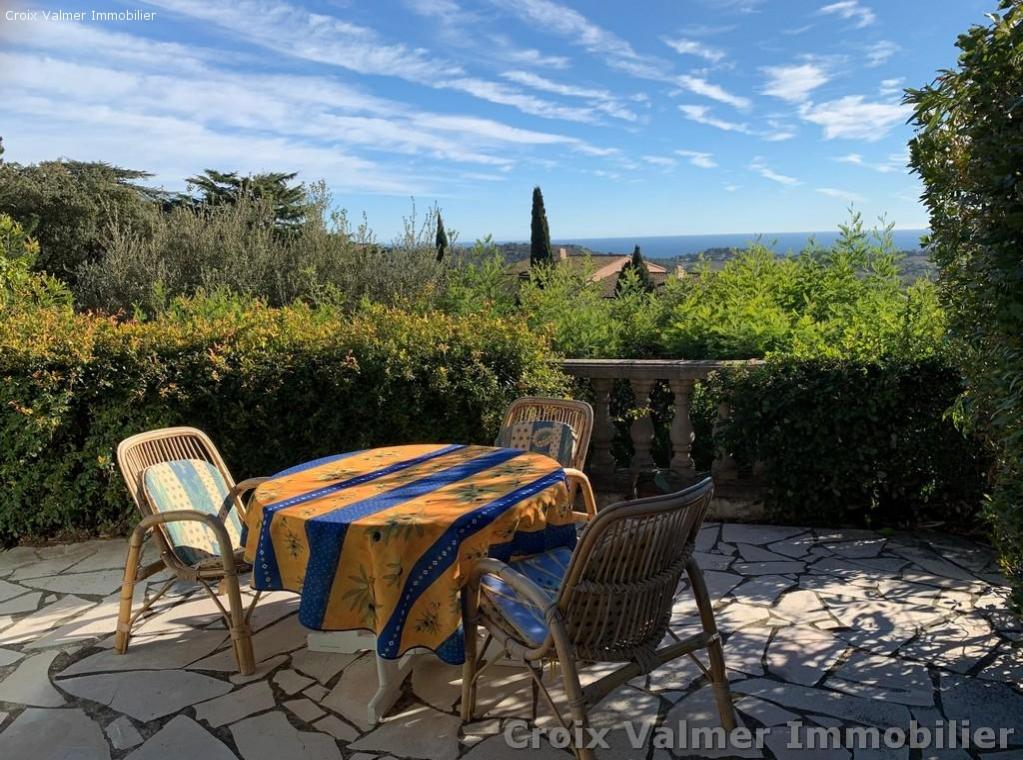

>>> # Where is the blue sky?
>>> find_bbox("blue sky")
[0,0,990,240]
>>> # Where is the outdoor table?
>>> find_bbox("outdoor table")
[242,442,576,724]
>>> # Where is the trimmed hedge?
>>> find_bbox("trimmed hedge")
[714,358,986,529]
[0,298,566,544]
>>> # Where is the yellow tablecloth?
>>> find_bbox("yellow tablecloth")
[243,444,573,663]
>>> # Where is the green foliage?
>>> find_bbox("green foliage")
[0,214,72,311]
[0,297,565,543]
[185,169,310,230]
[615,245,655,294]
[907,1,1023,602]
[529,186,553,267]
[714,359,985,528]
[0,158,162,283]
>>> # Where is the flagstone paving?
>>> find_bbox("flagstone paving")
[0,525,1017,758]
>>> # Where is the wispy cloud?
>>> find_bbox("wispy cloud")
[749,156,800,185]
[662,37,726,63]
[799,96,911,140]
[675,149,718,168]
[642,155,677,168]
[675,75,751,110]
[500,70,638,121]
[879,77,905,97]
[817,187,865,202]
[866,40,899,67]
[835,151,907,173]
[818,0,876,28]
[678,104,750,133]
[761,63,829,103]
[498,43,571,69]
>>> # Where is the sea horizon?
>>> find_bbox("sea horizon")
[497,229,930,258]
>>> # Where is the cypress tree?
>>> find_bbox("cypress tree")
[529,186,553,266]
[435,212,448,262]
[615,244,655,294]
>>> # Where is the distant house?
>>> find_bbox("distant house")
[508,247,683,297]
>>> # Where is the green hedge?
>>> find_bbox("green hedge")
[0,297,566,544]
[714,358,986,528]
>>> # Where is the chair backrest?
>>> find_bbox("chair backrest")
[554,478,714,662]
[496,396,594,470]
[117,427,239,565]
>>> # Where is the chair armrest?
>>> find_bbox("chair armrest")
[471,557,555,613]
[133,510,238,572]
[221,476,271,522]
[563,468,597,519]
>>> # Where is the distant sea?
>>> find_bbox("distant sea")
[549,229,929,258]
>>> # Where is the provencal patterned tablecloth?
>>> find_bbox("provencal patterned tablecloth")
[242,444,574,663]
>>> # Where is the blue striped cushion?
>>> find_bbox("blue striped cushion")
[479,545,573,646]
[142,459,242,566]
[495,420,577,467]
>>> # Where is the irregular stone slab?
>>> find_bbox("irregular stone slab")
[773,589,830,623]
[59,669,233,721]
[737,544,796,563]
[106,716,143,750]
[824,538,886,559]
[766,627,847,687]
[693,551,734,571]
[231,654,289,685]
[274,667,315,695]
[721,525,806,545]
[0,650,66,706]
[587,687,661,759]
[0,546,40,577]
[350,704,461,760]
[664,685,759,758]
[126,715,236,760]
[0,646,23,667]
[736,695,800,726]
[21,569,125,596]
[766,536,817,559]
[286,697,326,723]
[304,683,329,701]
[26,586,149,650]
[900,616,999,674]
[696,524,719,552]
[717,602,771,630]
[941,673,1023,738]
[247,591,301,631]
[57,629,228,675]
[127,591,227,638]
[824,652,933,706]
[980,644,1023,686]
[291,647,361,684]
[703,570,743,599]
[313,714,359,742]
[767,724,849,760]
[733,561,806,576]
[321,654,382,730]
[189,613,306,671]
[195,681,276,727]
[733,678,911,728]
[0,707,109,760]
[0,591,42,615]
[887,545,978,583]
[724,628,771,676]
[231,711,341,760]
[461,733,569,760]
[8,549,93,582]
[0,578,31,603]
[647,651,704,692]
[732,575,794,606]
[411,657,461,711]
[0,595,95,646]
[65,540,131,573]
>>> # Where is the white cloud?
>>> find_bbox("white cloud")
[723,183,741,191]
[663,37,726,63]
[879,77,905,97]
[642,155,677,168]
[678,104,750,133]
[817,187,866,202]
[500,45,571,69]
[798,96,911,140]
[676,75,751,110]
[492,0,638,59]
[499,71,638,121]
[749,156,800,185]
[761,63,829,103]
[835,151,907,173]
[818,0,876,28]
[837,153,863,165]
[674,149,717,168]
[866,40,899,67]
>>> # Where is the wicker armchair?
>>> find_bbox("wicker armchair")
[460,478,734,759]
[114,427,268,675]
[497,396,597,518]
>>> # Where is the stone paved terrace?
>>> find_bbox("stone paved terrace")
[0,525,1019,760]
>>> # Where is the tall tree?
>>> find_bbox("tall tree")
[616,244,655,294]
[529,186,553,266]
[186,169,309,229]
[907,0,1023,606]
[435,212,449,262]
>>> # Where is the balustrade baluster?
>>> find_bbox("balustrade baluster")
[668,378,696,477]
[589,378,617,480]
[628,377,656,474]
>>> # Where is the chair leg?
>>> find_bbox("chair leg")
[686,558,736,730]
[556,655,595,760]
[114,526,147,654]
[221,567,255,675]
[460,591,480,722]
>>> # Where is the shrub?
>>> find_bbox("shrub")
[0,214,72,310]
[908,0,1023,604]
[0,296,566,543]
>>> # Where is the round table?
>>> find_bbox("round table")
[242,443,575,663]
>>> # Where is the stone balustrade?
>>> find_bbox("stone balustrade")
[560,358,761,487]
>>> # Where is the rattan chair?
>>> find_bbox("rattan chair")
[497,396,597,518]
[460,478,734,759]
[114,427,269,674]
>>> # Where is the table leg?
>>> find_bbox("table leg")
[368,651,419,727]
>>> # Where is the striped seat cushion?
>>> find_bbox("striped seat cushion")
[479,545,572,646]
[142,459,242,566]
[495,420,577,468]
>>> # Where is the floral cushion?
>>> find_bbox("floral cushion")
[479,545,573,645]
[142,459,242,566]
[495,420,577,467]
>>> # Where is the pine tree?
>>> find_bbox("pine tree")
[529,186,553,266]
[186,169,309,229]
[615,244,655,294]
[435,212,449,262]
